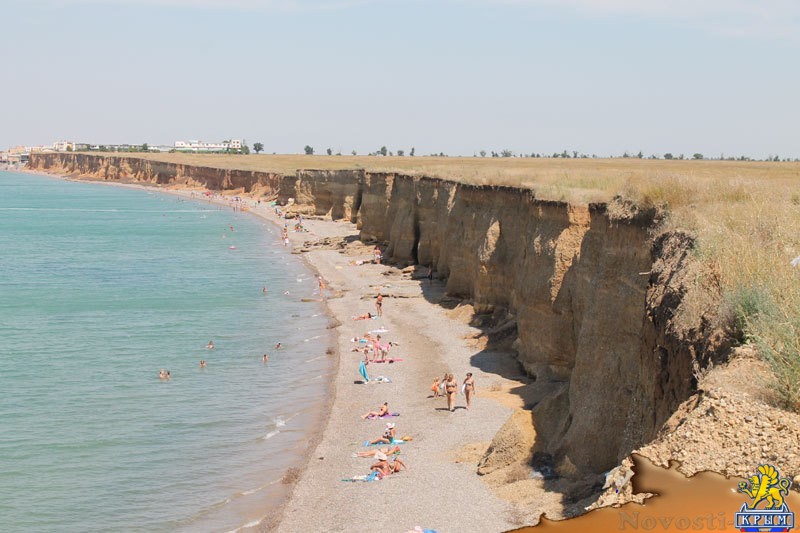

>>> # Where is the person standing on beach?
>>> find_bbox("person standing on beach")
[375,293,383,317]
[445,374,458,412]
[463,372,476,410]
[430,377,441,398]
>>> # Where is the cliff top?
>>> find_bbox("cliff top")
[74,152,800,206]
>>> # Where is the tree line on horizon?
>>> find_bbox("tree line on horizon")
[74,142,796,163]
[292,145,796,162]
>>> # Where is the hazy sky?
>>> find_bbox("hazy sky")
[3,0,799,157]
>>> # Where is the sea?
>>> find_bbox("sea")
[0,171,333,532]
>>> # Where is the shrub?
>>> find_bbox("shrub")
[747,310,800,411]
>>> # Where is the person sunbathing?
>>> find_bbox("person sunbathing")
[370,455,407,476]
[361,402,389,419]
[368,422,396,445]
[352,312,374,321]
[389,456,407,473]
[354,445,401,458]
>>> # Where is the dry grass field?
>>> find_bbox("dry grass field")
[85,152,800,408]
[115,152,800,204]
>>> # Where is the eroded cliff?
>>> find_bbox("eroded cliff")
[28,153,726,477]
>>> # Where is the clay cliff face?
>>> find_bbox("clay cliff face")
[28,153,722,475]
[28,152,282,193]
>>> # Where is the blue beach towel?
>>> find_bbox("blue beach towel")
[362,439,405,447]
[341,470,381,483]
[358,360,369,382]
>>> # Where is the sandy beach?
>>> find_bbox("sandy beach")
[42,177,528,532]
[258,212,525,533]
[156,188,526,532]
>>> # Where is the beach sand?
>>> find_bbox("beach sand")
[260,212,524,533]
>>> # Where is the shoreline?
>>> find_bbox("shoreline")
[266,207,525,531]
[20,169,527,532]
[13,169,342,532]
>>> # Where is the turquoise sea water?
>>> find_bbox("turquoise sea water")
[0,171,332,532]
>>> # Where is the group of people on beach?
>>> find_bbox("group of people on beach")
[358,401,408,477]
[345,247,484,487]
[430,372,476,411]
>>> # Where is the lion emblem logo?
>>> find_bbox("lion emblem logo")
[735,464,794,532]
[739,465,792,510]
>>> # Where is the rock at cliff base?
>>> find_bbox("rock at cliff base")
[477,409,536,476]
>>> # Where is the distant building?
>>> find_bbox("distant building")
[53,140,75,152]
[174,139,243,152]
[8,145,47,155]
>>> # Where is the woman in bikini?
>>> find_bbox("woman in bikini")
[368,422,396,445]
[445,373,458,412]
[370,455,407,476]
[361,402,389,419]
[463,372,476,410]
[354,445,401,458]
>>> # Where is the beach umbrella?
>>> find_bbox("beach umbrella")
[359,360,369,383]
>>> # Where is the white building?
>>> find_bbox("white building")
[174,139,243,152]
[53,140,75,152]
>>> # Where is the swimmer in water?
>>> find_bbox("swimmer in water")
[200,360,206,368]
[165,371,171,381]
[263,354,269,363]
[159,369,166,380]
[263,286,268,294]
[274,342,282,350]
[207,340,214,350]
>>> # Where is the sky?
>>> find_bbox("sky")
[2,0,799,158]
